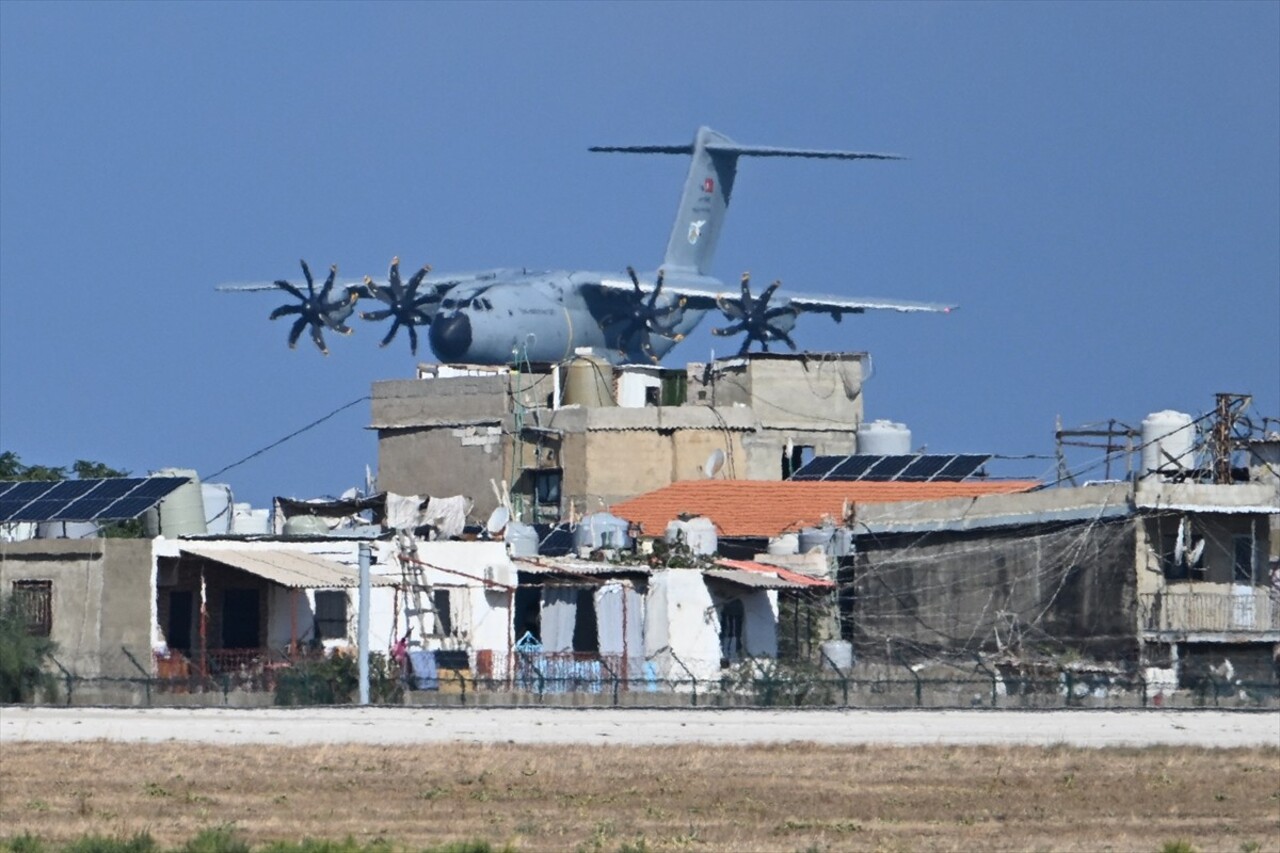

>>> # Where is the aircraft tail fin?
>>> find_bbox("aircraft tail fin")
[591,127,902,276]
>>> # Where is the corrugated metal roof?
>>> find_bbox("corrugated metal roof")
[180,547,395,589]
[514,557,650,577]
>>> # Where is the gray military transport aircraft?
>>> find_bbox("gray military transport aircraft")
[219,127,953,363]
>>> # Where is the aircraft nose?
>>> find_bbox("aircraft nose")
[429,312,472,362]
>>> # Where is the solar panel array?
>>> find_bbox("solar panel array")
[0,477,190,523]
[789,453,992,482]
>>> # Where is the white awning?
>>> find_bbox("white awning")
[180,547,394,589]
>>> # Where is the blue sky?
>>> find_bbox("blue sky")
[2,1,1277,508]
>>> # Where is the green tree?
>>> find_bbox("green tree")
[1,452,141,537]
[0,451,66,482]
[0,593,59,703]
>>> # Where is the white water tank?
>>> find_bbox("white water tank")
[665,516,718,555]
[798,526,835,555]
[36,521,99,539]
[857,420,912,455]
[575,512,633,551]
[202,483,234,534]
[231,503,271,535]
[143,468,207,537]
[505,521,540,558]
[1140,411,1197,480]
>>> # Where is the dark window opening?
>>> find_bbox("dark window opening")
[514,586,541,644]
[571,588,598,653]
[314,590,348,640]
[534,469,562,505]
[222,589,261,649]
[432,589,454,636]
[1233,536,1256,584]
[782,445,815,479]
[168,590,193,652]
[644,386,661,407]
[12,580,52,637]
[720,598,745,665]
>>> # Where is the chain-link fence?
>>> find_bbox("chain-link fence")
[28,645,1280,710]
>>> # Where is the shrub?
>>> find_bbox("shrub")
[0,593,59,703]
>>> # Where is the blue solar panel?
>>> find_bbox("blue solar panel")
[829,456,880,479]
[898,455,956,481]
[0,482,59,522]
[934,454,990,481]
[864,455,916,480]
[0,476,191,523]
[92,477,188,521]
[789,456,844,481]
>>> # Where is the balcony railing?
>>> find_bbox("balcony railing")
[1140,589,1280,635]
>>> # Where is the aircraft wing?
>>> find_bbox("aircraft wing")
[595,276,955,316]
[215,272,484,295]
[787,292,955,317]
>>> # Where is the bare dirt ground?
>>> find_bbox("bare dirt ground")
[3,706,1278,748]
[3,708,1278,851]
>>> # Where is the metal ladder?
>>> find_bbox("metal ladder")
[396,532,436,647]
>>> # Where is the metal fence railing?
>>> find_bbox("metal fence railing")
[1139,590,1280,634]
[27,645,1280,710]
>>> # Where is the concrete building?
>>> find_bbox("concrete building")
[371,352,868,526]
[845,480,1279,685]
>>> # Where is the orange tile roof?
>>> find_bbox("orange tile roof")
[612,479,1039,538]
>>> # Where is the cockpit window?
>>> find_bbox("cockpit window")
[442,298,457,309]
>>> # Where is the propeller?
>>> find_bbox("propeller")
[359,257,440,355]
[268,260,359,355]
[606,266,687,362]
[712,272,799,355]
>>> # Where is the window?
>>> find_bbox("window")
[571,588,599,653]
[11,580,52,637]
[720,598,744,665]
[534,469,562,505]
[1233,535,1256,584]
[432,589,453,636]
[314,591,348,640]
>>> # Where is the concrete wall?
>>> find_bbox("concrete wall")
[644,569,721,683]
[686,353,864,430]
[0,538,154,679]
[377,426,504,521]
[850,518,1139,662]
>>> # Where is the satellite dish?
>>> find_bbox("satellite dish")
[703,449,726,479]
[486,506,510,537]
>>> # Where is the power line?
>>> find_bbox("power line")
[206,395,371,480]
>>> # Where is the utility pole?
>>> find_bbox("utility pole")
[358,542,371,705]
[1211,393,1252,484]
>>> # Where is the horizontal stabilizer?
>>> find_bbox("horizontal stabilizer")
[588,145,693,155]
[705,144,903,161]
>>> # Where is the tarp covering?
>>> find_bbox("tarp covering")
[180,547,394,589]
[595,583,643,657]
[540,587,579,652]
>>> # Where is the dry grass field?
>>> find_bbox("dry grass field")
[1,742,1277,853]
